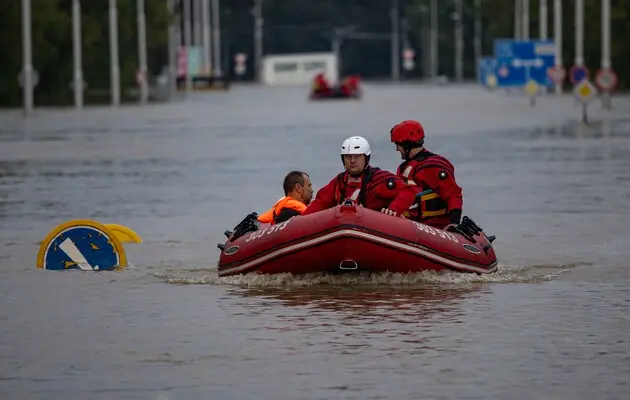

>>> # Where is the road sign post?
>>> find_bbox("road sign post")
[524,79,540,107]
[595,67,617,110]
[573,79,597,123]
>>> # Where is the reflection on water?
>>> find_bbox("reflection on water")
[235,284,486,326]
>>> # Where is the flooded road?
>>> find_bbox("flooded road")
[1,84,630,399]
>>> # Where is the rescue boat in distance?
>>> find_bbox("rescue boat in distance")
[216,200,498,277]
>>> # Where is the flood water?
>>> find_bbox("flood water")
[1,84,630,399]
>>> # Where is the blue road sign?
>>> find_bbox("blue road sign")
[36,219,142,271]
[478,57,498,86]
[492,39,556,88]
[569,65,589,84]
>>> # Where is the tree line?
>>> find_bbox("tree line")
[1,0,627,107]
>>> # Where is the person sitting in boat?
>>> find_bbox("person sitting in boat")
[390,119,463,229]
[312,72,332,96]
[258,170,314,225]
[339,74,360,96]
[303,136,418,217]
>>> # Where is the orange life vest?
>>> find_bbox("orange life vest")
[257,196,307,224]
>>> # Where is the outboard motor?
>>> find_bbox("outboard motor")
[217,212,260,250]
[447,216,496,246]
[229,212,260,241]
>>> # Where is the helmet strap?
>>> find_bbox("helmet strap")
[398,141,419,160]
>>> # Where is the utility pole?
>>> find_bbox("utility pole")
[137,0,149,104]
[391,0,400,82]
[167,0,178,97]
[514,0,522,39]
[454,0,464,83]
[522,0,529,39]
[183,0,193,92]
[540,0,548,39]
[474,0,482,82]
[21,0,34,114]
[553,0,562,95]
[332,28,342,79]
[575,0,584,67]
[601,0,611,108]
[109,0,120,106]
[202,0,211,75]
[211,0,222,77]
[72,0,83,108]
[193,0,202,46]
[430,0,438,78]
[253,0,263,83]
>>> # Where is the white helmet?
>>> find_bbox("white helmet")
[340,136,371,156]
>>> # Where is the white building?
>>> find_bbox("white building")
[261,52,339,86]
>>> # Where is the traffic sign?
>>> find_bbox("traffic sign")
[478,57,497,86]
[569,65,589,85]
[17,68,39,88]
[492,39,556,88]
[573,79,597,104]
[524,80,540,96]
[486,74,497,88]
[36,219,142,271]
[234,53,247,76]
[547,66,566,83]
[524,79,540,106]
[595,68,618,91]
[136,69,147,86]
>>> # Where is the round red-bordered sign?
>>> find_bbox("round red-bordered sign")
[595,68,618,91]
[547,66,566,83]
[135,69,147,86]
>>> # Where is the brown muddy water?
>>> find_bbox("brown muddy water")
[1,84,629,399]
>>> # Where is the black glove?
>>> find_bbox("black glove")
[449,209,462,225]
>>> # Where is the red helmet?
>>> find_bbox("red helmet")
[390,120,425,143]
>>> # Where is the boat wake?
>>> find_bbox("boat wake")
[153,261,587,288]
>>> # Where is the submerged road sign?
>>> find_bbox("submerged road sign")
[492,39,556,88]
[569,65,590,85]
[478,57,498,87]
[595,68,618,91]
[36,220,142,271]
[547,66,566,84]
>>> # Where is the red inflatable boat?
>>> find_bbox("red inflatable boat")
[217,201,498,277]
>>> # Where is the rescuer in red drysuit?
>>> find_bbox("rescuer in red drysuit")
[390,119,463,229]
[303,136,418,216]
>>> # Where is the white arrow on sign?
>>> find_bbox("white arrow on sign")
[59,238,95,271]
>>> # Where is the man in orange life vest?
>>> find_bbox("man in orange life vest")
[303,136,418,216]
[390,120,463,229]
[258,171,314,225]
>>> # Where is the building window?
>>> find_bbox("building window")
[304,61,326,71]
[274,62,298,72]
